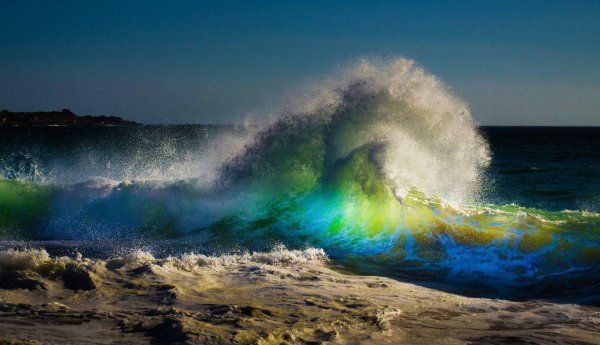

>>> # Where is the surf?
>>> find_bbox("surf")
[0,58,599,298]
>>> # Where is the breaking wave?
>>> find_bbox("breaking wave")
[0,58,598,297]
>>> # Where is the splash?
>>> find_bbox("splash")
[223,58,490,203]
[0,58,598,297]
[0,125,253,185]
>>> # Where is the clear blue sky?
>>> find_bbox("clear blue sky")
[1,0,599,125]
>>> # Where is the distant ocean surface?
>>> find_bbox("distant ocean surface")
[483,126,600,212]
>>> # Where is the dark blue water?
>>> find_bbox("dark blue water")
[481,126,600,212]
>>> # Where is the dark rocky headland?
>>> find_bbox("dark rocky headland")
[0,109,140,126]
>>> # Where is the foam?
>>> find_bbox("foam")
[169,245,328,271]
[0,246,327,274]
[0,248,50,271]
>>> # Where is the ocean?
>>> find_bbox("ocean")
[1,124,598,301]
[0,61,598,303]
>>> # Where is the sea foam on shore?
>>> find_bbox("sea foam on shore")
[0,246,598,344]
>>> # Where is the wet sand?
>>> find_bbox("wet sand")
[0,247,598,344]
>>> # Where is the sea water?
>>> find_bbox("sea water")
[1,59,598,300]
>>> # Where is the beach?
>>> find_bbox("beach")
[0,247,598,344]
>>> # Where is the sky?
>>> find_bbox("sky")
[1,0,599,125]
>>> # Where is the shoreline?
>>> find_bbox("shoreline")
[0,247,598,344]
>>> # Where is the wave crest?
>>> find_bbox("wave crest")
[224,58,490,202]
